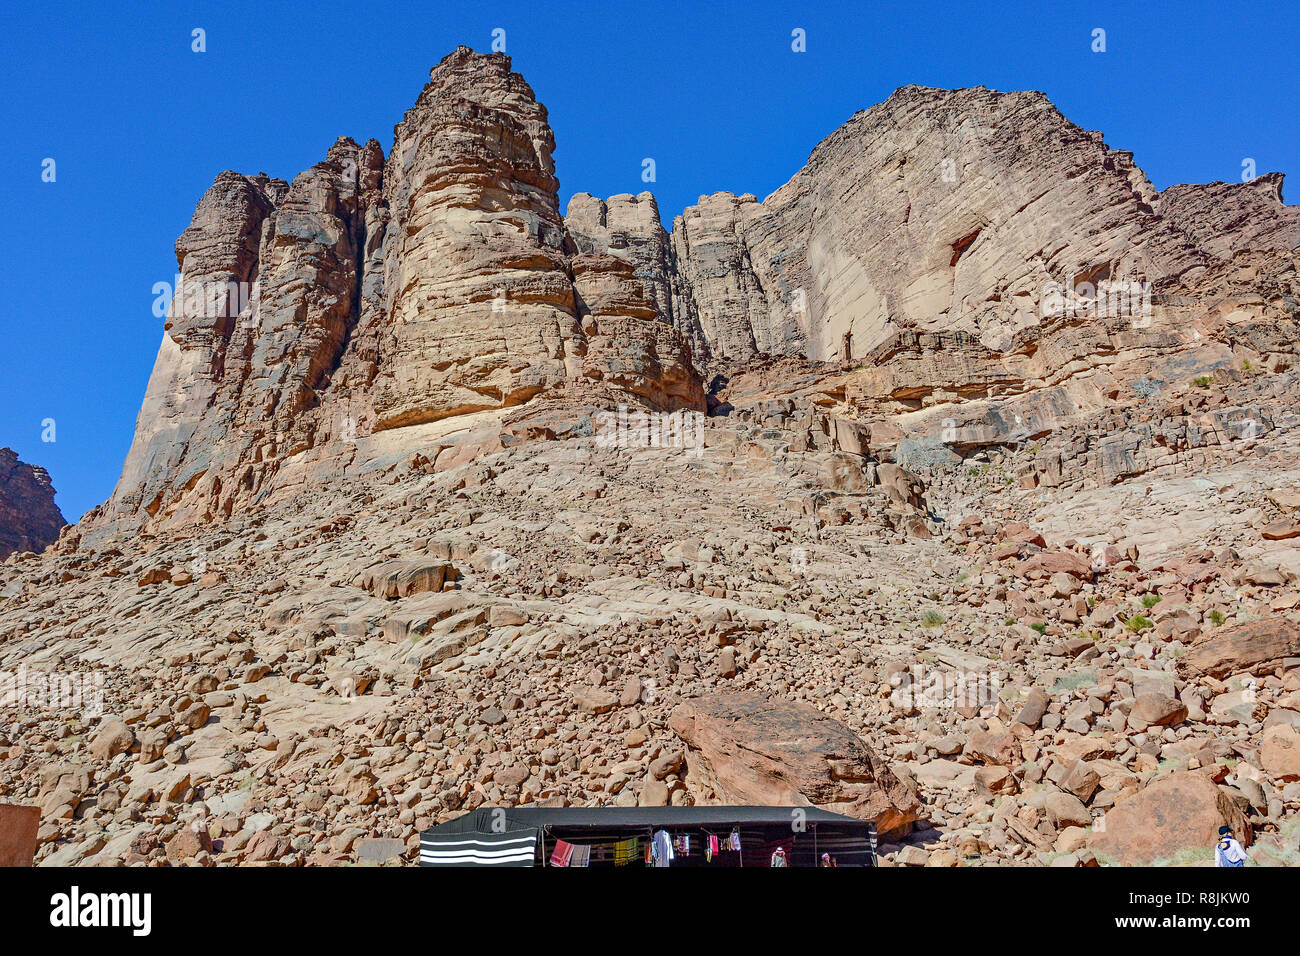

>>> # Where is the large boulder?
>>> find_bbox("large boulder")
[354,558,452,599]
[572,686,618,714]
[88,718,136,761]
[668,691,921,836]
[1260,723,1300,781]
[1129,693,1188,729]
[1177,617,1300,679]
[1014,550,1094,580]
[963,730,1021,767]
[1088,772,1250,865]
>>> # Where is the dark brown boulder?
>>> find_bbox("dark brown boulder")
[0,804,40,866]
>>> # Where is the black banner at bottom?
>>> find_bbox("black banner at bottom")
[0,865,1280,945]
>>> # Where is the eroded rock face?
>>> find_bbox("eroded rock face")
[670,192,785,364]
[670,86,1216,366]
[100,140,384,533]
[566,192,676,336]
[1156,173,1300,260]
[661,88,1299,482]
[89,48,704,541]
[85,60,1300,545]
[669,691,922,835]
[375,49,577,429]
[0,448,65,558]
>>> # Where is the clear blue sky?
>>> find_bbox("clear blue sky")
[2,0,1296,522]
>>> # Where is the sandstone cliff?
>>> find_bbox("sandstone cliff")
[668,86,1212,365]
[89,59,1300,541]
[0,448,65,558]
[89,48,703,541]
[1156,172,1300,260]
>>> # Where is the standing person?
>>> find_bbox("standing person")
[820,853,837,868]
[770,845,788,867]
[1215,826,1247,867]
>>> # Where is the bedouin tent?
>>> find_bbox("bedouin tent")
[420,805,877,867]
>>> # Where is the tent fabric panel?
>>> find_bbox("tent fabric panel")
[424,805,878,836]
[419,828,540,867]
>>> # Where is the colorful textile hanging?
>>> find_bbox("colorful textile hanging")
[549,839,574,867]
[613,838,637,866]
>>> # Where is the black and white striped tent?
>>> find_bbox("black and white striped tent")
[420,805,877,867]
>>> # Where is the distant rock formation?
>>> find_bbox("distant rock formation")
[0,448,65,558]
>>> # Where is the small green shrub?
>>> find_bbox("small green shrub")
[1052,670,1097,693]
[920,610,945,628]
[1125,614,1154,633]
